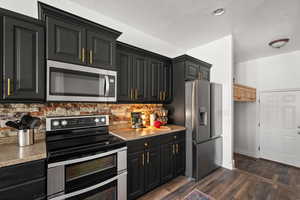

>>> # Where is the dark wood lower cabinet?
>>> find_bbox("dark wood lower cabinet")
[127,151,145,200]
[127,131,186,200]
[0,178,46,200]
[0,159,46,200]
[145,147,161,192]
[174,139,186,176]
[160,143,174,183]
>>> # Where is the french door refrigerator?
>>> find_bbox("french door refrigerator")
[185,80,223,181]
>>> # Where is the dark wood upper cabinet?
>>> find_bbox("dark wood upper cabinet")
[117,50,133,102]
[148,59,161,102]
[158,63,172,102]
[185,60,200,80]
[47,17,85,65]
[174,54,212,81]
[1,15,45,101]
[39,2,121,70]
[116,42,172,103]
[86,30,116,69]
[132,54,147,101]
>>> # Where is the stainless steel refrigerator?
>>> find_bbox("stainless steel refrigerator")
[185,80,223,181]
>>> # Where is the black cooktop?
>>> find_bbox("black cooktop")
[46,126,126,163]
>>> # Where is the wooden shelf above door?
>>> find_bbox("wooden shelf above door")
[234,84,256,102]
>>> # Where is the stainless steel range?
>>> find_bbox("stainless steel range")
[46,115,127,200]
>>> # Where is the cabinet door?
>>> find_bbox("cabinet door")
[87,30,115,70]
[127,151,145,200]
[145,147,161,192]
[47,17,86,65]
[199,66,210,81]
[174,140,186,176]
[0,178,46,200]
[160,143,174,183]
[116,50,133,102]
[161,63,172,102]
[185,61,200,80]
[148,59,162,102]
[3,16,45,101]
[132,54,147,101]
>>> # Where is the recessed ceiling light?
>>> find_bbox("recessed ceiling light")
[212,8,225,16]
[269,38,290,48]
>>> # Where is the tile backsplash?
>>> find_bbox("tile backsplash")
[0,103,163,139]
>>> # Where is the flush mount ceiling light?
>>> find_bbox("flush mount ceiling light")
[269,38,290,48]
[212,8,225,16]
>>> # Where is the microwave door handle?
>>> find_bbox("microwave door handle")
[105,75,110,96]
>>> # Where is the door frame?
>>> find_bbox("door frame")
[258,88,300,159]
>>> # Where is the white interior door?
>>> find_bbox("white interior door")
[260,90,300,167]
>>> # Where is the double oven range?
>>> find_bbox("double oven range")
[46,115,127,200]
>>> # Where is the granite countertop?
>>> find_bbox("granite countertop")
[0,140,47,168]
[110,125,186,141]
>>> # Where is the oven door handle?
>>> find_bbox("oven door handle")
[50,172,127,200]
[48,147,127,168]
[105,75,110,96]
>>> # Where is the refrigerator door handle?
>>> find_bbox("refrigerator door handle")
[191,82,196,134]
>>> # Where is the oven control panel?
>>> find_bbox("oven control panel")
[46,115,109,131]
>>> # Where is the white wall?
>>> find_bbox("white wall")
[187,35,234,170]
[234,50,300,157]
[0,0,184,57]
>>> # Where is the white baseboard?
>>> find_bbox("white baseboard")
[234,148,258,158]
[222,161,233,170]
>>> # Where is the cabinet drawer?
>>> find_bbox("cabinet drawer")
[0,178,46,200]
[173,131,186,141]
[0,159,45,189]
[159,133,176,144]
[127,136,161,153]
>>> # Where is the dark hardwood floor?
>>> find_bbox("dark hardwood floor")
[162,168,300,200]
[235,153,300,190]
[139,154,300,200]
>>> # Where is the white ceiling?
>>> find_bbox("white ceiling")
[70,0,300,62]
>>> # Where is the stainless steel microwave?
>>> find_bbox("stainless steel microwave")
[47,60,117,102]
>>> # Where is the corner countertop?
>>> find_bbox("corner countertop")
[110,125,186,141]
[0,140,47,168]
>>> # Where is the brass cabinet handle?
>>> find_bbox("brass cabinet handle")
[147,151,150,164]
[198,72,203,80]
[7,78,11,96]
[159,91,162,101]
[142,153,145,166]
[172,144,175,155]
[82,48,85,63]
[176,144,179,153]
[89,50,93,64]
[135,89,138,100]
[163,91,166,101]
